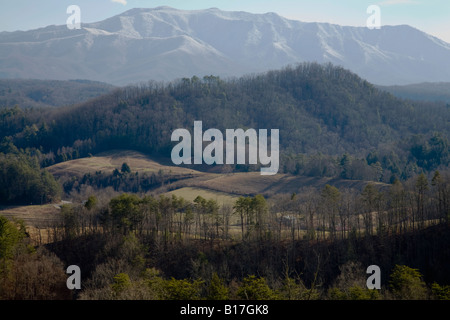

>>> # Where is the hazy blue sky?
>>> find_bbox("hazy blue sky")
[1,0,449,42]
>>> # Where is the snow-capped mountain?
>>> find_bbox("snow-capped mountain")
[1,6,450,86]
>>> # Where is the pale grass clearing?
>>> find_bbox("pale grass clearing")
[165,187,239,207]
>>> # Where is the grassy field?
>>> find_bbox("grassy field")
[47,150,385,199]
[166,187,239,206]
[0,203,63,245]
[1,150,391,244]
[47,150,205,178]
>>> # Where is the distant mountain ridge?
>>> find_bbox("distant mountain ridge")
[377,82,450,104]
[0,79,115,109]
[1,6,450,85]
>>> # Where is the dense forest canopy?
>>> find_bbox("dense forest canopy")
[0,139,60,205]
[0,63,449,302]
[0,62,449,198]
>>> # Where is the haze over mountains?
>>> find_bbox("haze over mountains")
[1,6,450,86]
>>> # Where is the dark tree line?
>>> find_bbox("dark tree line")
[2,206,448,300]
[36,169,450,300]
[45,167,450,252]
[0,141,60,205]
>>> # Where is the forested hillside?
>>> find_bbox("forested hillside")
[0,63,449,301]
[1,63,448,192]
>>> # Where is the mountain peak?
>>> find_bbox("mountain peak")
[0,7,449,86]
